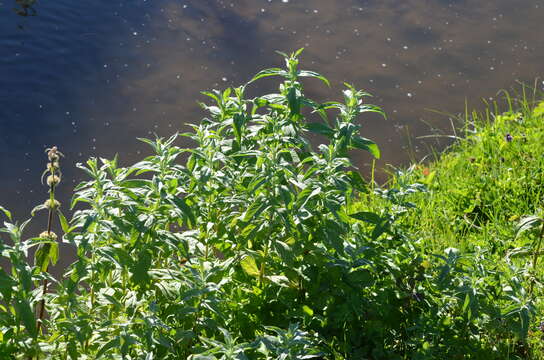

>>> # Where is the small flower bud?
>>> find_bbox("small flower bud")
[47,162,60,171]
[46,146,64,162]
[39,231,58,241]
[43,199,60,210]
[46,175,61,187]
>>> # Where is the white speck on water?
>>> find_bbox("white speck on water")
[381,63,387,67]
[407,93,413,98]
[282,0,288,3]
[133,32,138,36]
[403,45,408,50]
[222,77,228,82]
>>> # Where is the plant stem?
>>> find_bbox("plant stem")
[36,178,56,335]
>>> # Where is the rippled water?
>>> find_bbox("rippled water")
[1,0,543,219]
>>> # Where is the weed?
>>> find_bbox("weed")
[0,50,541,359]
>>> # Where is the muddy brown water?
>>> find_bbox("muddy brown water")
[1,0,543,226]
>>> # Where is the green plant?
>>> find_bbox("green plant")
[0,50,541,359]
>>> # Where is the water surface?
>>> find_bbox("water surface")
[1,0,543,219]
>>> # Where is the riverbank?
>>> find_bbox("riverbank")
[352,94,544,358]
[0,52,542,358]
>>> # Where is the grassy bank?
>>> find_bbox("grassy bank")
[352,94,544,358]
[0,51,542,359]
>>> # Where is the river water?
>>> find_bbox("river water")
[1,0,543,220]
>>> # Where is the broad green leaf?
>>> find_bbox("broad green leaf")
[35,243,52,272]
[130,249,152,286]
[347,171,368,192]
[349,211,381,224]
[350,136,381,159]
[0,269,14,300]
[15,298,36,338]
[96,337,120,358]
[49,242,59,266]
[170,196,196,228]
[287,87,301,117]
[305,122,334,138]
[241,256,260,277]
[242,200,268,222]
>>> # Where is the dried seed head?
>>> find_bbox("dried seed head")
[43,199,60,210]
[46,175,61,187]
[46,146,64,162]
[47,162,60,171]
[39,231,58,241]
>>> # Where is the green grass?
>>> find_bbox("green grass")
[353,93,544,358]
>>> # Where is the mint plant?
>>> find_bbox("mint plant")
[0,50,538,359]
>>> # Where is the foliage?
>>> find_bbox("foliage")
[0,50,541,359]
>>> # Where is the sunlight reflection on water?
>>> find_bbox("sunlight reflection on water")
[0,0,543,218]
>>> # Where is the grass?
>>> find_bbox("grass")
[353,91,544,357]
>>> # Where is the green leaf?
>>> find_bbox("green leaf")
[302,305,314,316]
[462,292,470,313]
[356,104,386,118]
[15,298,37,338]
[249,68,289,83]
[169,196,196,228]
[241,256,260,277]
[130,248,152,286]
[516,215,542,237]
[96,337,120,358]
[58,210,70,233]
[49,242,59,266]
[349,211,381,224]
[350,136,381,159]
[31,204,47,216]
[0,269,14,300]
[242,200,268,222]
[0,205,11,220]
[347,171,368,192]
[121,179,153,188]
[287,87,301,117]
[297,70,330,86]
[35,243,52,272]
[305,122,335,138]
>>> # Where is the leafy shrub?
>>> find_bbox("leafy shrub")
[0,50,539,359]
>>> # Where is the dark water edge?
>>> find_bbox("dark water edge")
[1,0,543,221]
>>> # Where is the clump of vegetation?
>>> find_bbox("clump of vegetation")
[0,50,542,359]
